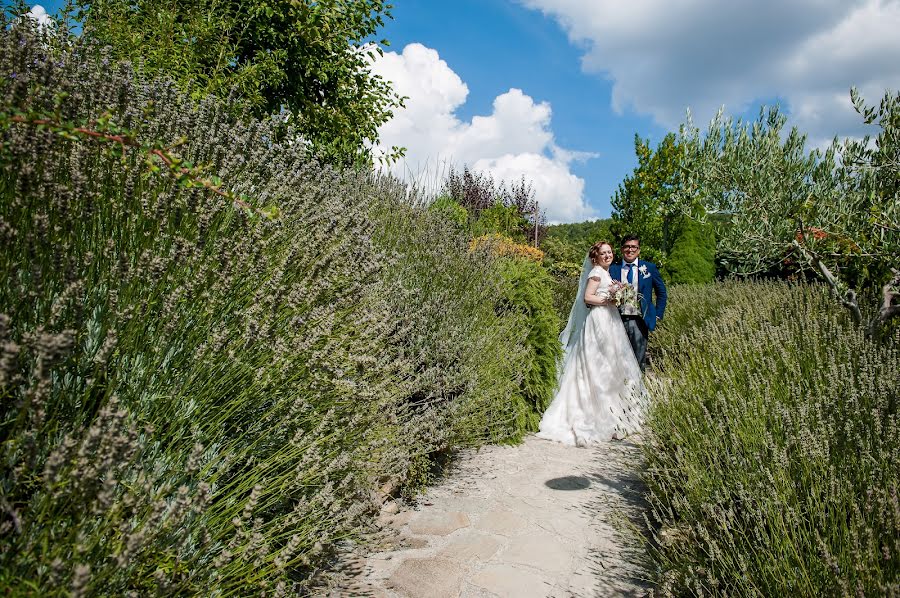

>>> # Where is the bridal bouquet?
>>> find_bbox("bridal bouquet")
[607,281,642,316]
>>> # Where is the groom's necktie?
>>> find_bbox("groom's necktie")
[626,263,635,285]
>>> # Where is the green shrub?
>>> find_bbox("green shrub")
[546,271,580,331]
[427,195,469,231]
[539,227,596,332]
[664,217,716,284]
[372,196,530,448]
[474,203,530,242]
[0,26,529,594]
[643,281,899,596]
[441,166,545,245]
[495,258,562,431]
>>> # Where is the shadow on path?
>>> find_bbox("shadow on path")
[320,436,652,597]
[545,475,592,491]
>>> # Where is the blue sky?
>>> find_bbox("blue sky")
[24,1,900,222]
[376,0,667,220]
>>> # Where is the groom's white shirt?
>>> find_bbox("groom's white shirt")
[621,259,639,293]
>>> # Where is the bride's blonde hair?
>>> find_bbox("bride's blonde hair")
[589,241,614,265]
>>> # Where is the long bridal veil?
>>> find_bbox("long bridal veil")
[557,254,593,385]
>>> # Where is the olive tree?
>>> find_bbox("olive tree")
[675,90,899,334]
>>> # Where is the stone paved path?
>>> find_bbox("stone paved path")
[327,435,650,597]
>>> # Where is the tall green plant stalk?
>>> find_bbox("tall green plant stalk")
[643,282,899,596]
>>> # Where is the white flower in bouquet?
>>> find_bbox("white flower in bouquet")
[607,280,641,314]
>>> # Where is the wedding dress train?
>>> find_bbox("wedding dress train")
[537,264,646,446]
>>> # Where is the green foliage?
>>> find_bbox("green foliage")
[644,282,899,595]
[542,219,613,274]
[371,195,531,448]
[474,203,531,242]
[664,217,716,284]
[541,219,612,327]
[539,235,584,273]
[428,195,469,231]
[0,26,530,594]
[545,273,580,331]
[442,166,545,245]
[420,202,562,436]
[426,173,562,434]
[675,94,900,330]
[70,0,403,165]
[610,133,684,264]
[495,258,562,431]
[544,219,614,254]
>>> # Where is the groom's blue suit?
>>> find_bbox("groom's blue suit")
[608,260,667,369]
[608,260,667,331]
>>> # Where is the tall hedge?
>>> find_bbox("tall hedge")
[0,24,528,594]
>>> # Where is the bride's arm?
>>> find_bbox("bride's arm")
[583,277,611,306]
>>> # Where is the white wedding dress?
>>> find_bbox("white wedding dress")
[537,261,646,446]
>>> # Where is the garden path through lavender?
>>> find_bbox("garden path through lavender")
[325,435,649,597]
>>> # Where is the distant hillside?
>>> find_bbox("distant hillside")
[545,218,614,249]
[541,218,615,271]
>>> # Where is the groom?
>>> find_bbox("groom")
[608,235,667,371]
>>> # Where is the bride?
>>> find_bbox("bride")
[537,241,646,446]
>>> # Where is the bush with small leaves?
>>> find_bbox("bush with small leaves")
[0,22,531,595]
[493,257,562,430]
[644,281,899,596]
[663,217,716,284]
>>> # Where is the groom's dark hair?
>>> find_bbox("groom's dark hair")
[621,234,640,247]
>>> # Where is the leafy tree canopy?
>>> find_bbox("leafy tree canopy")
[610,132,684,264]
[68,0,404,165]
[674,90,900,333]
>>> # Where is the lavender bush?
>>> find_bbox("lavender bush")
[0,23,529,594]
[644,282,899,596]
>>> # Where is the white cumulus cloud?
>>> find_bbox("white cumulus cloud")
[473,153,588,223]
[518,0,900,145]
[370,43,595,223]
[26,5,53,29]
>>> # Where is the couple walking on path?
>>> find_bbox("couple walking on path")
[537,235,668,447]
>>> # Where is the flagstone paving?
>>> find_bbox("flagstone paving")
[326,435,650,597]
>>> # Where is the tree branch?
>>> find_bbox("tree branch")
[792,240,863,325]
[868,267,900,336]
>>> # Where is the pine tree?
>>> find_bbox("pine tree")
[665,217,716,284]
